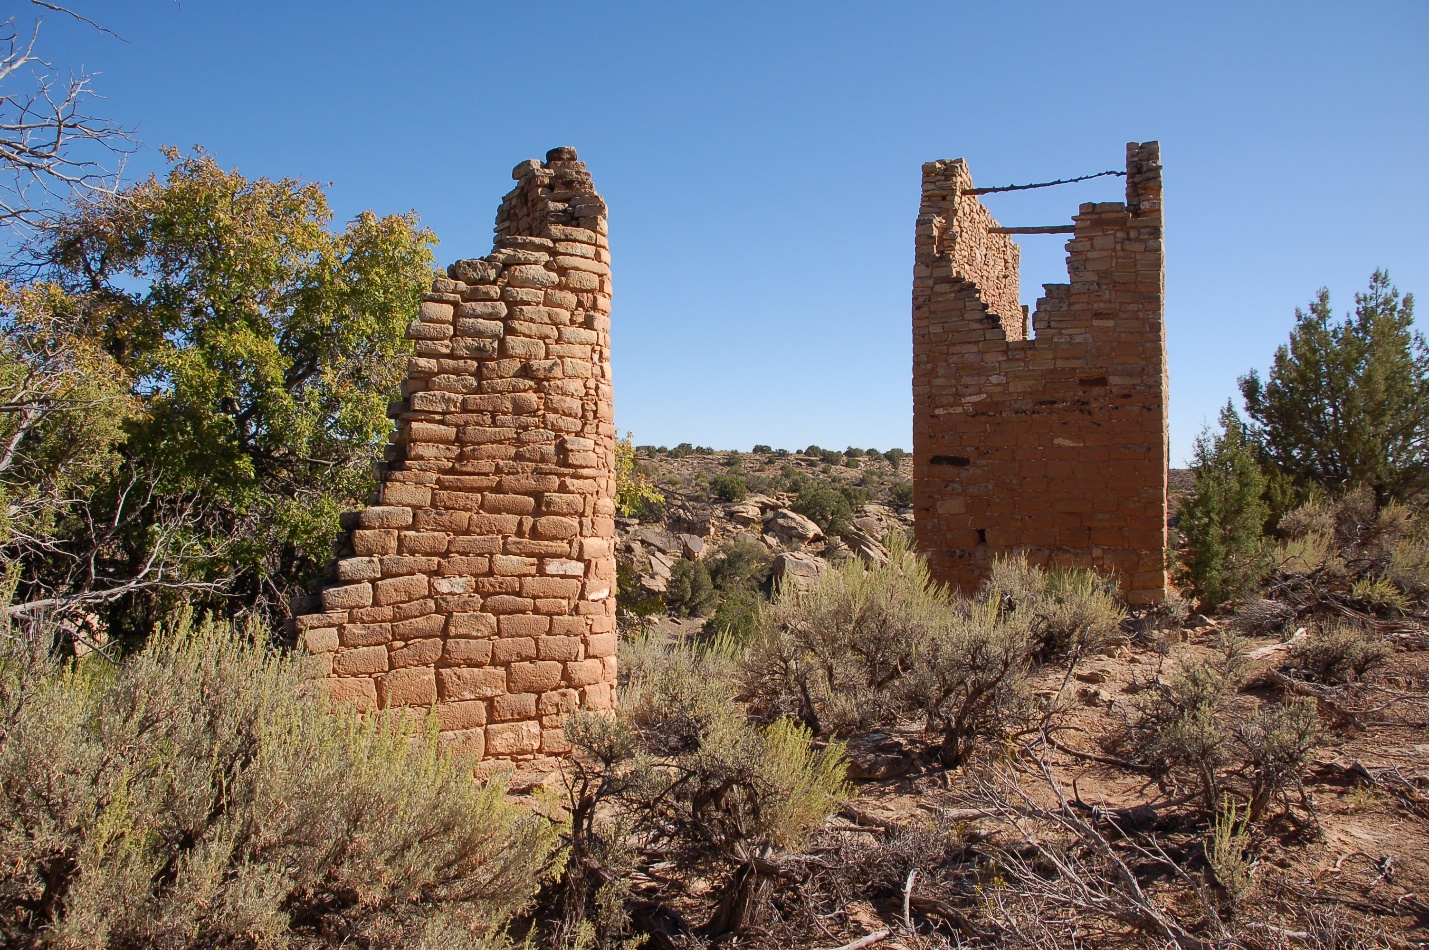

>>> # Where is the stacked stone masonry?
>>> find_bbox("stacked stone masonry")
[291,147,617,763]
[912,142,1168,606]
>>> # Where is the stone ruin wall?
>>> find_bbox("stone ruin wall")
[291,147,618,764]
[912,142,1168,606]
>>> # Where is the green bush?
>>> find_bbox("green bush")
[709,470,748,502]
[980,555,1125,663]
[791,481,855,537]
[1177,406,1272,607]
[706,534,772,595]
[0,613,551,948]
[742,535,1031,767]
[560,634,849,939]
[888,479,913,507]
[705,589,770,646]
[666,559,718,618]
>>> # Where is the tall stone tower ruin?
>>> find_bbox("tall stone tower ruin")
[292,147,618,763]
[912,142,1168,605]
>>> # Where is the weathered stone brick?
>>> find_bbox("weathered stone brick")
[438,666,506,701]
[334,645,388,675]
[508,660,565,694]
[378,667,437,707]
[322,583,372,611]
[374,574,429,606]
[328,677,378,709]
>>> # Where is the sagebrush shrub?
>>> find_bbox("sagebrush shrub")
[0,613,551,949]
[1129,635,1322,821]
[561,633,849,940]
[742,536,1033,767]
[981,555,1125,663]
[1290,624,1392,684]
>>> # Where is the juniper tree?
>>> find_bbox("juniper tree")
[1239,271,1428,504]
[1177,405,1271,606]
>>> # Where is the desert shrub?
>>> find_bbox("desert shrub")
[751,444,772,454]
[981,555,1125,663]
[743,535,1031,767]
[561,634,850,940]
[888,478,913,507]
[1289,623,1392,684]
[1230,597,1297,636]
[704,588,770,646]
[1267,489,1429,618]
[1238,696,1321,821]
[1130,636,1249,815]
[708,470,748,502]
[706,533,771,595]
[791,480,855,537]
[0,612,551,949]
[1206,797,1254,908]
[1177,406,1272,607]
[883,447,907,471]
[1128,635,1321,821]
[665,559,717,618]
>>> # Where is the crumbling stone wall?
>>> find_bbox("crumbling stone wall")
[292,147,617,763]
[912,142,1168,606]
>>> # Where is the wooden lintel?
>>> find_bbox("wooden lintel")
[990,225,1077,235]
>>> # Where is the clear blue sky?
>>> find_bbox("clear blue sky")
[44,0,1428,464]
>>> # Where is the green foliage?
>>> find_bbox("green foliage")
[704,588,770,646]
[888,478,913,507]
[1240,271,1428,503]
[0,612,551,948]
[24,149,436,632]
[560,633,850,939]
[706,533,772,595]
[0,282,137,602]
[1129,635,1321,822]
[1289,623,1391,684]
[614,433,663,519]
[751,444,772,454]
[665,558,717,618]
[981,555,1125,663]
[708,469,748,502]
[1178,405,1272,607]
[789,477,865,538]
[742,535,1032,767]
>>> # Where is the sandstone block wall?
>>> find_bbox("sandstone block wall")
[292,147,617,762]
[912,142,1168,606]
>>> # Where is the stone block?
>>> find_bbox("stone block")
[438,666,506,701]
[334,645,389,675]
[484,720,541,756]
[327,677,378,709]
[448,612,497,638]
[444,638,492,665]
[322,583,372,611]
[374,574,429,606]
[378,667,437,707]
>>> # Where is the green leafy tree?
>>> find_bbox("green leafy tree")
[1239,271,1428,503]
[615,433,663,518]
[30,149,435,632]
[1177,406,1271,606]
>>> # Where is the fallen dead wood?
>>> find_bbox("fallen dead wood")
[1243,667,1367,728]
[822,929,892,950]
